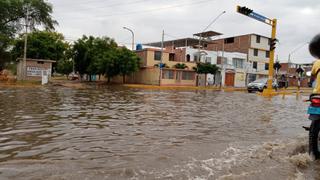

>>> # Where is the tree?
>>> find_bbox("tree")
[56,59,73,79]
[116,47,140,83]
[12,31,68,61]
[73,36,118,81]
[97,51,118,83]
[0,0,57,70]
[193,62,219,86]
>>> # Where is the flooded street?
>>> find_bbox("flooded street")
[0,86,319,179]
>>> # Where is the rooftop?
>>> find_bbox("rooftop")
[144,38,202,48]
[193,31,223,38]
[17,58,56,63]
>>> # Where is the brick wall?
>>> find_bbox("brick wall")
[206,35,250,54]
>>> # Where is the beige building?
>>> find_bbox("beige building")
[17,58,55,81]
[128,47,197,86]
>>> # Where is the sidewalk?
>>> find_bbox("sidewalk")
[124,84,247,91]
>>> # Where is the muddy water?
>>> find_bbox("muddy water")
[0,86,319,179]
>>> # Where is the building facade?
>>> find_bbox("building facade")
[207,34,271,83]
[17,58,55,81]
[129,48,197,86]
[216,51,248,87]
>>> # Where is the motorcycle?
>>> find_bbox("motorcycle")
[306,94,320,159]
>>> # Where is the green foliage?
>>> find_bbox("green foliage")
[73,35,140,82]
[117,47,140,83]
[0,51,11,71]
[0,0,57,34]
[73,36,118,81]
[0,0,57,69]
[57,59,73,78]
[194,62,219,75]
[174,63,188,69]
[12,31,68,61]
[154,63,169,68]
[4,62,17,75]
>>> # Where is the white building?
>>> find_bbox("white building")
[184,47,248,87]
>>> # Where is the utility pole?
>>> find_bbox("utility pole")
[21,8,29,80]
[159,30,164,86]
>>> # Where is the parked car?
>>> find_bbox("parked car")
[247,78,278,93]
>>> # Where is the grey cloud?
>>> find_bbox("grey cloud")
[50,0,319,63]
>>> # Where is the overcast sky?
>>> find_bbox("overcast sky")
[49,0,320,63]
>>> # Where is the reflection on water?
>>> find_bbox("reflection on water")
[0,86,317,179]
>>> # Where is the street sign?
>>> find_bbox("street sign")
[249,12,272,25]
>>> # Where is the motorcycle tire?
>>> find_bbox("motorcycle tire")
[309,120,320,159]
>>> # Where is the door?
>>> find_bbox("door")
[225,72,235,87]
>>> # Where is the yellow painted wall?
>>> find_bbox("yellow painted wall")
[145,50,196,70]
[113,68,160,85]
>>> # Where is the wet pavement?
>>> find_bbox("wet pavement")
[0,86,319,179]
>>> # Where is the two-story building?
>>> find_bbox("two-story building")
[215,51,248,87]
[207,33,271,83]
[128,42,198,86]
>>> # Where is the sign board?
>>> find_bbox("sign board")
[248,12,271,24]
[42,70,49,85]
[27,67,43,77]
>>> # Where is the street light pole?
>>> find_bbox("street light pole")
[123,27,135,51]
[288,42,309,63]
[198,11,226,62]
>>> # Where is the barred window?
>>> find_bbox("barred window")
[162,70,174,79]
[182,72,195,80]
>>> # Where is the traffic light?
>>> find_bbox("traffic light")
[296,66,304,77]
[237,6,253,16]
[270,38,277,51]
[273,61,282,71]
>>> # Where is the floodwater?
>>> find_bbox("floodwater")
[0,86,319,180]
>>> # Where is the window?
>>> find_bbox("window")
[248,74,257,83]
[176,71,181,80]
[266,51,270,58]
[154,51,161,61]
[162,70,174,79]
[194,55,198,61]
[232,58,244,69]
[253,61,258,69]
[37,61,44,64]
[169,53,175,61]
[222,57,228,65]
[268,38,271,45]
[265,63,269,70]
[205,57,212,64]
[182,72,195,80]
[224,37,234,44]
[256,35,261,43]
[186,54,191,62]
[254,49,258,56]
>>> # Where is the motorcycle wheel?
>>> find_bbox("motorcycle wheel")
[309,120,320,159]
